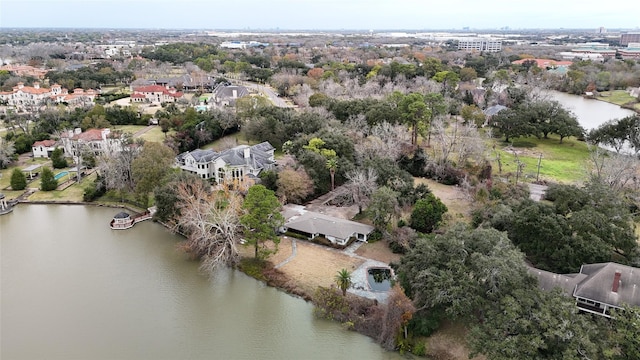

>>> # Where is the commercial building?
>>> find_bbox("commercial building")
[457,38,502,52]
[620,32,640,46]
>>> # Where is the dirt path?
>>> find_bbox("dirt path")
[133,125,155,138]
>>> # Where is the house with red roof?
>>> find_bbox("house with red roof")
[32,139,60,158]
[512,58,573,70]
[0,82,98,111]
[130,85,183,104]
[60,128,123,161]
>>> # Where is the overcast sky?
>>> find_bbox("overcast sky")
[1,0,639,30]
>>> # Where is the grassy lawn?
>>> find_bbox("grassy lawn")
[113,125,145,135]
[490,135,590,184]
[202,132,252,150]
[1,159,50,189]
[27,172,96,202]
[598,90,638,106]
[139,126,174,143]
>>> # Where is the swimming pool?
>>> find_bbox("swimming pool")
[54,171,69,180]
[367,267,392,292]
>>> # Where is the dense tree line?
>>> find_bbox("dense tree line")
[490,99,583,142]
[46,62,134,89]
[141,43,219,64]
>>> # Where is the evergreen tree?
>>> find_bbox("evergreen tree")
[51,147,68,169]
[10,168,26,190]
[40,167,58,191]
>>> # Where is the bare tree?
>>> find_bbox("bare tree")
[431,117,486,167]
[0,137,15,168]
[172,178,242,274]
[276,166,314,204]
[354,123,409,162]
[338,168,378,213]
[588,144,640,191]
[97,134,141,197]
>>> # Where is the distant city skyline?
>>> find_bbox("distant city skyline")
[1,0,639,31]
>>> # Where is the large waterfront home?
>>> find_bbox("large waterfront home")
[60,128,123,162]
[175,142,276,183]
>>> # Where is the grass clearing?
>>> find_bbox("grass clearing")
[598,90,638,106]
[490,135,590,184]
[414,177,473,221]
[139,126,173,142]
[256,237,364,296]
[202,132,251,150]
[27,172,96,202]
[113,125,145,135]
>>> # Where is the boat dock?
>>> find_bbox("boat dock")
[109,207,156,230]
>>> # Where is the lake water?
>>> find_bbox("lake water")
[545,90,636,130]
[0,205,402,360]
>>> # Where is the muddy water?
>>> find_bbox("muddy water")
[1,205,401,360]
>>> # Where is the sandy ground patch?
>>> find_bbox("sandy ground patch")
[237,236,293,265]
[273,239,365,295]
[414,177,472,221]
[354,241,401,265]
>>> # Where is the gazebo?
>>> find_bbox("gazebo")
[22,164,42,179]
[0,193,13,215]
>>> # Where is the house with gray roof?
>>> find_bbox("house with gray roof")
[211,85,250,107]
[282,210,374,247]
[483,104,508,117]
[528,262,640,317]
[175,141,275,183]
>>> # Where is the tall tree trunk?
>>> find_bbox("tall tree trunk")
[330,170,335,191]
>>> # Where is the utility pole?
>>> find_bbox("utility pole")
[536,153,543,182]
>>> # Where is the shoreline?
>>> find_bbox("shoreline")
[8,201,393,351]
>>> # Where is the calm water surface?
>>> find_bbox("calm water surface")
[545,90,636,130]
[1,205,401,360]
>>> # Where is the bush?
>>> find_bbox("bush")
[10,168,26,190]
[40,167,58,191]
[410,193,448,233]
[409,309,446,337]
[412,341,427,356]
[83,174,106,202]
[386,227,420,254]
[426,163,465,186]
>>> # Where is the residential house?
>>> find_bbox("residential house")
[0,82,52,109]
[32,139,59,158]
[528,262,640,317]
[282,207,374,246]
[0,64,48,79]
[0,82,97,110]
[130,85,183,104]
[60,128,122,161]
[175,141,276,183]
[211,84,249,107]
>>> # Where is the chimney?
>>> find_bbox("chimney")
[232,89,238,98]
[243,147,250,160]
[612,271,621,293]
[17,82,24,89]
[34,82,40,89]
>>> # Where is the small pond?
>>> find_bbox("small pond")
[367,267,392,292]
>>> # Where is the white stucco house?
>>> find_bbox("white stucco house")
[60,128,123,162]
[32,139,59,158]
[175,142,276,183]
